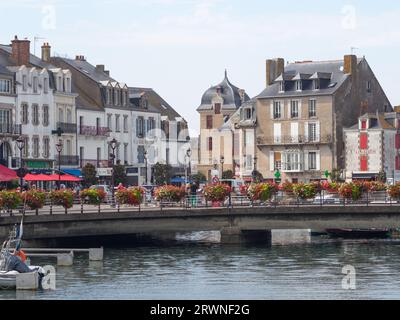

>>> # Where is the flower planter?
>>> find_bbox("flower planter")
[211,201,222,208]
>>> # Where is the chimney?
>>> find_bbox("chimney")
[104,70,110,76]
[96,64,105,73]
[344,55,357,75]
[75,55,86,61]
[41,42,51,62]
[11,35,31,66]
[266,58,284,87]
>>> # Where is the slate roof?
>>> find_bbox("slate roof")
[258,59,363,99]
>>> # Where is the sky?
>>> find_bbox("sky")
[0,0,399,135]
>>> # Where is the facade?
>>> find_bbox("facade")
[344,111,400,183]
[197,71,250,180]
[255,55,392,183]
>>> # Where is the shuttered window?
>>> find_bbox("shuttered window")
[360,133,368,150]
[360,156,368,171]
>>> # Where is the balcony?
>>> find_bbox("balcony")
[79,125,110,137]
[56,122,77,134]
[56,155,79,166]
[0,123,22,136]
[80,159,110,168]
[257,134,333,146]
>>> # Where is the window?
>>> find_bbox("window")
[137,117,144,137]
[308,152,317,170]
[43,78,48,94]
[274,123,282,143]
[290,101,299,118]
[360,156,368,172]
[313,79,320,90]
[67,109,72,123]
[66,78,71,93]
[0,79,11,93]
[114,90,119,105]
[283,151,303,172]
[206,115,213,129]
[123,116,128,132]
[32,104,39,125]
[273,101,282,119]
[214,103,221,115]
[246,155,253,170]
[43,105,49,126]
[58,108,64,123]
[208,137,213,151]
[279,81,285,92]
[43,137,50,158]
[396,134,400,149]
[245,108,252,120]
[360,133,368,149]
[0,110,10,129]
[309,100,316,117]
[396,156,400,171]
[23,137,29,158]
[274,152,282,171]
[367,81,371,93]
[97,148,101,167]
[296,80,302,91]
[66,140,72,156]
[137,146,145,164]
[33,137,39,158]
[33,77,38,93]
[58,76,62,91]
[116,145,120,161]
[124,144,128,164]
[96,118,101,134]
[115,115,120,132]
[79,147,84,166]
[22,104,28,124]
[308,123,317,142]
[22,75,27,91]
[107,114,112,131]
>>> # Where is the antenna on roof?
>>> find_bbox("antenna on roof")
[34,36,46,56]
[351,46,359,55]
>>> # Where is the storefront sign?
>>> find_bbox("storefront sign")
[97,168,112,177]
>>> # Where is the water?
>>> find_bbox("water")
[2,236,400,300]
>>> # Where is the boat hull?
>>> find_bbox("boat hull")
[326,229,390,239]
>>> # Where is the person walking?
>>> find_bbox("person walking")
[190,182,198,207]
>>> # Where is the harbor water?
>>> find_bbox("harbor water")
[2,234,400,300]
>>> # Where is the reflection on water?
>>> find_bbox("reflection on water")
[2,235,400,300]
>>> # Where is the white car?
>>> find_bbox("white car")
[313,194,341,205]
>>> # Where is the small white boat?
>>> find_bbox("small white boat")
[0,266,45,290]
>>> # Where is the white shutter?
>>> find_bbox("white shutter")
[274,123,281,143]
[270,151,275,171]
[316,122,321,142]
[286,101,290,119]
[316,151,321,171]
[298,100,302,119]
[291,123,299,143]
[270,101,274,120]
[304,151,309,171]
[304,122,309,142]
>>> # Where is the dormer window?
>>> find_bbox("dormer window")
[214,103,221,115]
[295,80,302,91]
[0,79,11,94]
[279,81,285,93]
[245,108,252,120]
[313,79,320,90]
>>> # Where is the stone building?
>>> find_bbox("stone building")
[197,71,250,180]
[255,55,392,183]
[344,110,400,183]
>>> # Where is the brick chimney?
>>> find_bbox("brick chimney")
[11,35,31,66]
[96,64,105,73]
[75,55,86,61]
[41,42,51,62]
[344,55,357,75]
[266,58,284,87]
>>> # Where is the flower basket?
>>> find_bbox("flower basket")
[80,189,107,205]
[280,182,294,194]
[247,183,278,202]
[203,183,231,202]
[49,190,74,209]
[0,191,22,210]
[339,183,363,201]
[155,185,186,203]
[388,184,400,200]
[293,183,318,200]
[22,190,46,210]
[321,181,340,194]
[116,187,145,206]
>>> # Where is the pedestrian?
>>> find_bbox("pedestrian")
[190,182,198,207]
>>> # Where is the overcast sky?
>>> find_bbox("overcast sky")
[1,0,399,135]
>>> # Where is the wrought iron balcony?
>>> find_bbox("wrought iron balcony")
[79,125,110,137]
[56,155,79,166]
[257,134,333,146]
[0,123,22,136]
[80,159,110,168]
[56,122,77,134]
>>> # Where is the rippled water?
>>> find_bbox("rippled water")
[2,236,400,300]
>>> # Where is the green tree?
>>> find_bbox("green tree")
[153,162,172,185]
[222,170,234,180]
[191,172,207,183]
[82,163,98,187]
[113,164,127,185]
[252,170,264,183]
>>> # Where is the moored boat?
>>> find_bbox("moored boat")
[326,228,391,239]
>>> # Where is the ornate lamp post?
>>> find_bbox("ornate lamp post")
[55,141,63,190]
[220,156,225,179]
[109,138,118,205]
[144,150,148,185]
[16,137,26,189]
[186,148,192,183]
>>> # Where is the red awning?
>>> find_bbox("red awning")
[24,174,54,182]
[0,165,17,182]
[51,174,82,182]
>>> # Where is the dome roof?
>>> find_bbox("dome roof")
[197,71,250,111]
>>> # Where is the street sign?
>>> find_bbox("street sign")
[324,170,330,179]
[274,170,281,179]
[212,176,220,184]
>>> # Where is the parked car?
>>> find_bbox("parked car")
[312,193,341,205]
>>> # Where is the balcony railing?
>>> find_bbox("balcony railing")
[56,155,79,166]
[257,134,333,146]
[56,122,77,134]
[80,159,110,168]
[0,123,22,135]
[79,126,110,137]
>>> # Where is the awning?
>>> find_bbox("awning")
[0,165,17,182]
[24,174,82,182]
[24,174,54,182]
[171,177,191,183]
[352,172,379,180]
[61,169,82,177]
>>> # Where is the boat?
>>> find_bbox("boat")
[0,220,45,290]
[326,228,391,239]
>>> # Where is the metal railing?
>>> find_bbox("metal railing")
[79,125,110,137]
[56,155,79,166]
[56,122,77,134]
[257,134,333,146]
[0,123,21,135]
[80,159,110,168]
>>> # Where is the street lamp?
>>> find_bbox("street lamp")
[220,156,225,179]
[185,148,192,185]
[144,150,148,185]
[55,140,63,190]
[109,138,118,205]
[253,156,258,183]
[16,137,25,189]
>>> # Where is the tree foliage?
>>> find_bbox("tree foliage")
[153,163,172,185]
[82,163,98,187]
[113,164,127,186]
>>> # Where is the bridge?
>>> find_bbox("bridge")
[1,205,400,245]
